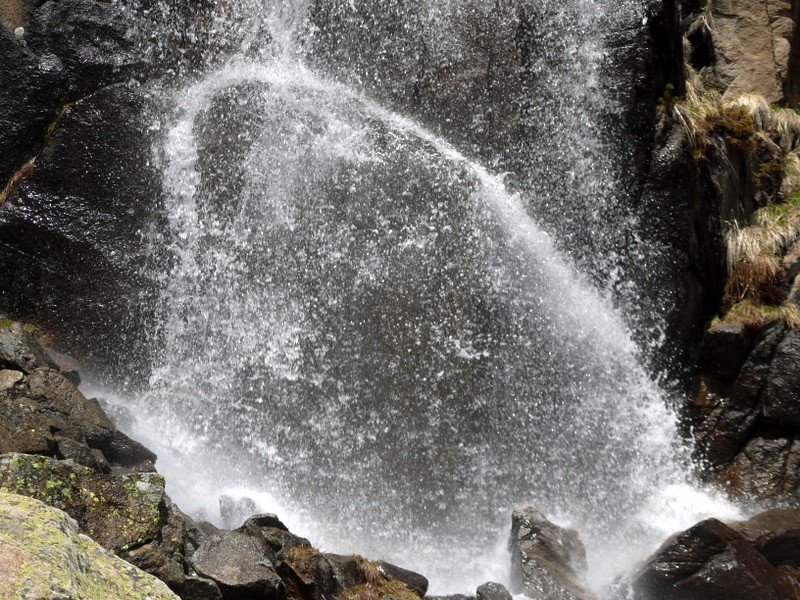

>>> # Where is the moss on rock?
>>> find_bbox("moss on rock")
[0,491,178,599]
[0,453,164,552]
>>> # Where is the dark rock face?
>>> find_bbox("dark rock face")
[0,84,167,382]
[632,517,800,600]
[0,321,154,471]
[509,507,595,600]
[692,320,800,503]
[0,0,210,184]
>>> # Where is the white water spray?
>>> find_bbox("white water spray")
[97,1,745,595]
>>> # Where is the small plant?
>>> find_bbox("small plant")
[285,544,320,562]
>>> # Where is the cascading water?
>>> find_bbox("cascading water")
[95,0,742,595]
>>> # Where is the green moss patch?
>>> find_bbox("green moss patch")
[0,491,178,599]
[0,454,165,552]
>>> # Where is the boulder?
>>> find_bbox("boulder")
[190,529,286,599]
[0,491,178,599]
[238,513,311,561]
[733,508,800,568]
[509,507,595,600]
[631,518,800,600]
[476,581,512,600]
[278,548,426,600]
[0,454,165,552]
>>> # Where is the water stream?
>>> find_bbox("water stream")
[96,0,742,595]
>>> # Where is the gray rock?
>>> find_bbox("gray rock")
[0,491,179,599]
[509,507,595,600]
[476,581,512,600]
[191,530,286,599]
[180,575,223,600]
[762,330,800,427]
[378,560,429,597]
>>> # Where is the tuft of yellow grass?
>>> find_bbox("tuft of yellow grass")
[716,299,800,329]
[725,196,800,303]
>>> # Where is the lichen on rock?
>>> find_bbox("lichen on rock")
[0,491,178,599]
[0,453,164,552]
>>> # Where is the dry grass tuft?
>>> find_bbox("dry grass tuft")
[717,299,800,329]
[0,157,36,208]
[725,195,800,302]
[285,544,320,562]
[356,558,385,587]
[673,79,800,155]
[336,581,419,600]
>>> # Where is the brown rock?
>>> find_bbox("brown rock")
[509,507,595,600]
[632,518,800,600]
[705,0,793,103]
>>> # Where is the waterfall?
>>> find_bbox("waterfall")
[97,0,742,594]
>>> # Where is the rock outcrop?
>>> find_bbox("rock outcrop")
[685,0,795,104]
[0,0,211,185]
[0,491,179,600]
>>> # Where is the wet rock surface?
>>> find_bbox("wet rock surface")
[509,507,595,600]
[0,0,211,184]
[0,321,154,471]
[693,321,800,503]
[0,84,166,381]
[632,516,800,600]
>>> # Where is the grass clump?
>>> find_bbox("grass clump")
[337,581,419,600]
[672,75,800,157]
[716,299,800,329]
[285,544,320,562]
[725,193,800,303]
[335,557,420,600]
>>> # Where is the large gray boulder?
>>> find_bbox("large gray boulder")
[0,491,179,599]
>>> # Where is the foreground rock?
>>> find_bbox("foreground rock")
[632,510,800,600]
[426,581,512,600]
[509,507,595,600]
[0,491,178,599]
